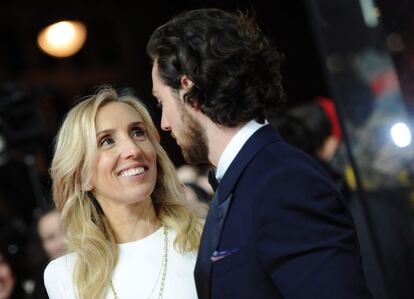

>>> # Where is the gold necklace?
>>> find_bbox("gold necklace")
[110,226,169,299]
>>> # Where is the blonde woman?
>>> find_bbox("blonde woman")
[44,86,202,299]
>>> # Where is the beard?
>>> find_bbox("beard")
[179,108,211,167]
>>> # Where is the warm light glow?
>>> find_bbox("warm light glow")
[37,20,87,58]
[390,122,412,148]
[372,7,381,18]
[386,33,405,52]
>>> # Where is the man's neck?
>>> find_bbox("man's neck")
[205,122,245,167]
[184,105,244,166]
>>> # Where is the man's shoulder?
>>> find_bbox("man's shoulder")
[249,135,312,167]
[244,139,338,191]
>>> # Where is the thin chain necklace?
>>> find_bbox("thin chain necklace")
[110,226,169,299]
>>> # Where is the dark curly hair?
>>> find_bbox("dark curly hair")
[147,8,285,127]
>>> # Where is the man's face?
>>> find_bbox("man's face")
[151,61,210,166]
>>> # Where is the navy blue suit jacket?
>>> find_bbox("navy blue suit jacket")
[194,125,371,299]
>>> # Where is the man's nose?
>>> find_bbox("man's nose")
[160,111,171,131]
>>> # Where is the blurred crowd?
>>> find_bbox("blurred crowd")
[0,205,66,299]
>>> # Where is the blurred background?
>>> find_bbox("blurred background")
[0,0,413,298]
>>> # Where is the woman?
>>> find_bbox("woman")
[44,86,202,299]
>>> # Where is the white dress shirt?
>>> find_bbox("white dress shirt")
[215,120,267,181]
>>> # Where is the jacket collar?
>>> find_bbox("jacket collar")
[216,125,282,203]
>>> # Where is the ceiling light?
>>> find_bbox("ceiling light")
[37,20,87,58]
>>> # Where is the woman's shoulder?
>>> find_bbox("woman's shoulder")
[44,252,76,298]
[45,252,76,273]
[168,227,198,263]
[44,252,76,285]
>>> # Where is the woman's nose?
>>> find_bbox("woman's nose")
[121,137,142,159]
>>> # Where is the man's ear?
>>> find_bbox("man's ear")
[180,75,200,110]
[180,75,194,90]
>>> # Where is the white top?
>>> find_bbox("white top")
[215,119,267,181]
[44,227,198,299]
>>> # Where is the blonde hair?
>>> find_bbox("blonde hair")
[50,85,202,299]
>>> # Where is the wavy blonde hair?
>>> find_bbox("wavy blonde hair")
[50,85,202,299]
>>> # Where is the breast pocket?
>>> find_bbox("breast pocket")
[211,249,252,299]
[212,248,250,276]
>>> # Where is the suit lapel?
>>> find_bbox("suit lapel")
[194,125,282,299]
[194,191,232,299]
[217,125,282,203]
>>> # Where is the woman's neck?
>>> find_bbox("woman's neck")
[102,198,161,243]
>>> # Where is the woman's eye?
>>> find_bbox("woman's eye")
[132,127,147,139]
[99,136,113,147]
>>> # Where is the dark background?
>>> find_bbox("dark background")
[0,0,328,168]
[0,0,329,289]
[1,1,414,298]
[0,0,331,228]
[1,0,413,244]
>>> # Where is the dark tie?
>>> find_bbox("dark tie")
[195,188,233,299]
[207,168,219,192]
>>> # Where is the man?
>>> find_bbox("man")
[147,8,372,299]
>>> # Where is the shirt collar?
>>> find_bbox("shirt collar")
[215,120,267,181]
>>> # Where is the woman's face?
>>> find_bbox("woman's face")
[0,255,14,299]
[90,102,157,210]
